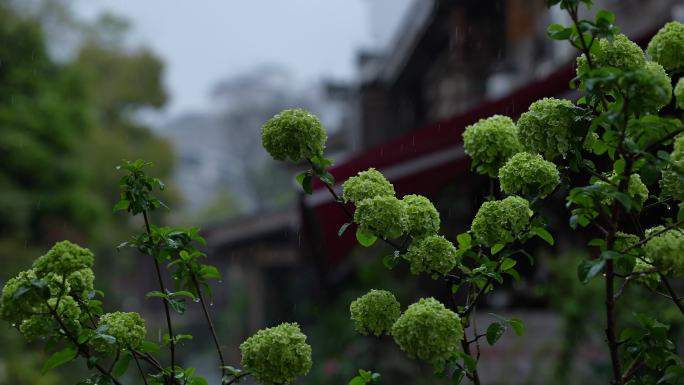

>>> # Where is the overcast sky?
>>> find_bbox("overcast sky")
[73,1,414,118]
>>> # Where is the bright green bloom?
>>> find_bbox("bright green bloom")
[32,240,94,277]
[633,257,660,287]
[48,295,81,334]
[391,298,462,368]
[66,268,95,297]
[471,196,532,246]
[403,235,458,278]
[354,195,408,239]
[0,269,39,324]
[261,108,327,162]
[660,135,684,201]
[94,312,146,352]
[342,168,395,203]
[402,194,440,237]
[675,78,684,110]
[647,21,684,72]
[240,322,312,385]
[462,115,523,176]
[517,98,577,160]
[628,62,672,115]
[349,290,401,336]
[644,226,684,276]
[498,152,560,198]
[596,34,646,70]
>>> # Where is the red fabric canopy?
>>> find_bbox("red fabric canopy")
[303,62,576,265]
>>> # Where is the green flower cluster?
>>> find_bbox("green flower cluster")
[462,115,523,176]
[595,34,646,70]
[391,298,462,367]
[647,21,684,72]
[240,322,312,385]
[94,312,146,352]
[632,257,660,288]
[517,98,577,160]
[471,196,532,245]
[349,290,401,336]
[402,194,440,237]
[32,240,94,276]
[498,152,560,198]
[354,195,408,239]
[660,135,684,201]
[644,226,684,276]
[403,235,458,278]
[0,241,97,340]
[594,172,649,208]
[261,109,327,162]
[628,62,673,115]
[676,78,684,110]
[342,168,395,203]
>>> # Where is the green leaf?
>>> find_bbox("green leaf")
[460,352,476,371]
[595,9,615,24]
[456,232,471,249]
[382,254,400,270]
[199,265,221,281]
[302,174,313,194]
[486,322,505,345]
[532,227,555,246]
[348,376,366,385]
[577,258,606,284]
[490,243,504,255]
[509,319,525,336]
[190,377,210,385]
[145,290,167,299]
[547,23,573,40]
[356,228,377,247]
[42,346,78,374]
[500,258,517,271]
[338,222,352,237]
[112,353,132,378]
[113,199,130,212]
[139,341,160,353]
[318,171,335,186]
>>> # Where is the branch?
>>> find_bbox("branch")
[142,210,176,379]
[189,271,227,379]
[659,273,684,315]
[225,371,251,385]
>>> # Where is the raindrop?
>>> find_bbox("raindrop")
[193,298,200,303]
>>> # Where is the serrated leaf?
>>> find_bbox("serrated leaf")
[456,232,471,249]
[42,346,78,374]
[533,227,555,246]
[509,319,525,336]
[577,258,605,284]
[112,353,131,378]
[490,243,504,255]
[486,322,505,345]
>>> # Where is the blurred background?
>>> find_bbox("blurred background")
[1,0,684,384]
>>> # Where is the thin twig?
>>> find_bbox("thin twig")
[189,272,227,380]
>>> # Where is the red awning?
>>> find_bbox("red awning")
[302,60,579,265]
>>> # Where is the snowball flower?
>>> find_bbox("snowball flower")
[391,298,462,368]
[462,115,523,176]
[675,78,684,110]
[240,322,312,385]
[628,62,672,115]
[498,152,560,198]
[517,98,577,160]
[403,235,458,278]
[644,226,684,276]
[354,195,408,239]
[471,196,532,246]
[660,135,684,201]
[402,194,440,237]
[261,109,327,162]
[349,290,401,336]
[647,21,684,72]
[342,168,395,203]
[32,240,94,277]
[0,269,39,324]
[596,34,646,70]
[94,312,146,352]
